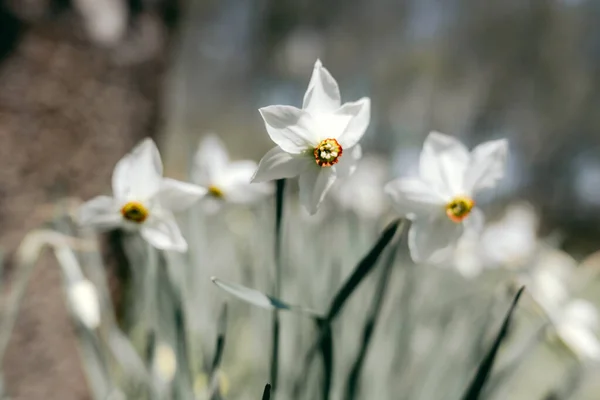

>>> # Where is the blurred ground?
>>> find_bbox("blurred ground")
[0,1,173,398]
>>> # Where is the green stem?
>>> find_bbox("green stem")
[270,179,286,396]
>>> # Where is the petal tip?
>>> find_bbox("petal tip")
[314,59,323,68]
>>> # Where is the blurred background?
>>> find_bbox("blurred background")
[3,0,600,399]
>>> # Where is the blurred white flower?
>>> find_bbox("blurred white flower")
[453,202,539,278]
[330,156,388,219]
[480,202,539,268]
[68,279,101,330]
[153,342,177,383]
[78,138,206,252]
[252,59,371,214]
[192,134,273,213]
[385,132,508,263]
[554,299,600,361]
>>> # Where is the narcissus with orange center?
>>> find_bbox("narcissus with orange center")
[445,196,475,223]
[313,138,343,167]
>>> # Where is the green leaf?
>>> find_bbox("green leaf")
[262,383,272,400]
[210,277,323,317]
[460,286,525,400]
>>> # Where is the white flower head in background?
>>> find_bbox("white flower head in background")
[78,138,207,252]
[252,59,371,214]
[480,202,539,268]
[153,342,178,383]
[68,279,101,330]
[385,132,508,263]
[554,299,600,361]
[330,155,388,219]
[192,134,273,213]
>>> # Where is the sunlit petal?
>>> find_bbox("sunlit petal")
[156,178,207,212]
[335,98,371,149]
[299,165,337,214]
[141,211,188,252]
[78,195,122,229]
[408,214,464,263]
[384,178,445,218]
[419,132,469,197]
[302,59,341,113]
[259,106,318,153]
[464,138,508,193]
[112,138,163,201]
[252,146,312,183]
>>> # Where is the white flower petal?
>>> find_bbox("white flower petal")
[112,138,163,201]
[220,160,258,187]
[68,279,101,329]
[192,134,229,186]
[384,178,445,218]
[463,207,485,235]
[562,299,600,330]
[408,214,464,263]
[78,196,122,229]
[156,178,207,212]
[252,146,312,183]
[464,138,508,193]
[419,132,469,197]
[218,161,273,203]
[259,106,318,153]
[141,212,188,252]
[557,324,600,360]
[299,165,337,214]
[333,145,362,179]
[335,98,371,149]
[302,59,341,113]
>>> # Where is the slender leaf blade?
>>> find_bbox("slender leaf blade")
[210,277,322,317]
[460,286,525,400]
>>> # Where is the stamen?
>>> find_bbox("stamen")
[208,185,225,199]
[121,201,149,223]
[314,138,343,167]
[445,196,475,223]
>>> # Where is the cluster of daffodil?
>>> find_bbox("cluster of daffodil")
[44,60,600,400]
[79,59,508,266]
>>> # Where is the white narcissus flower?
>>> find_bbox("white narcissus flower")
[78,138,206,252]
[330,156,388,219]
[554,299,600,361]
[385,132,508,263]
[192,134,273,213]
[252,59,371,214]
[68,279,101,330]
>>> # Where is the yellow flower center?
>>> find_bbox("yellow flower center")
[120,201,149,223]
[445,196,475,223]
[208,185,225,198]
[314,138,343,167]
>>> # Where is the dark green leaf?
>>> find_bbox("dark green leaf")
[210,303,228,374]
[326,219,401,321]
[262,383,272,400]
[460,286,525,400]
[344,232,403,400]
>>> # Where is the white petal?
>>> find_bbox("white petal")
[156,178,207,211]
[335,98,371,149]
[463,207,485,234]
[333,145,362,179]
[558,325,600,360]
[220,160,258,187]
[408,214,464,263]
[464,138,508,193]
[419,132,469,197]
[112,138,163,201]
[78,196,122,229]
[68,279,101,329]
[220,161,273,203]
[141,212,188,252]
[192,133,229,186]
[384,178,445,218]
[299,165,337,214]
[259,106,318,153]
[252,146,312,183]
[302,59,341,113]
